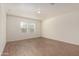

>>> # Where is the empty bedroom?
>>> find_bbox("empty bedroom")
[1,3,79,56]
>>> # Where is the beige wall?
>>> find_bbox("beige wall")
[42,12,79,45]
[7,15,41,42]
[0,4,6,55]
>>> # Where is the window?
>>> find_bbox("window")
[28,23,36,33]
[20,22,28,33]
[20,22,36,33]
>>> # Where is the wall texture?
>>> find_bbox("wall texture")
[7,15,41,42]
[42,12,79,45]
[0,4,6,55]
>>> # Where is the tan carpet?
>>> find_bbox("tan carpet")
[2,37,79,56]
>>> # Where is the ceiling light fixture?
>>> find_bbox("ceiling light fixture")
[37,10,40,14]
[50,3,55,5]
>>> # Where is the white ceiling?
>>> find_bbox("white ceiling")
[4,3,79,20]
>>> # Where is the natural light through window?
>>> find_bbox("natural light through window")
[20,22,36,33]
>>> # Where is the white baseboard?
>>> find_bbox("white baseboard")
[42,35,79,46]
